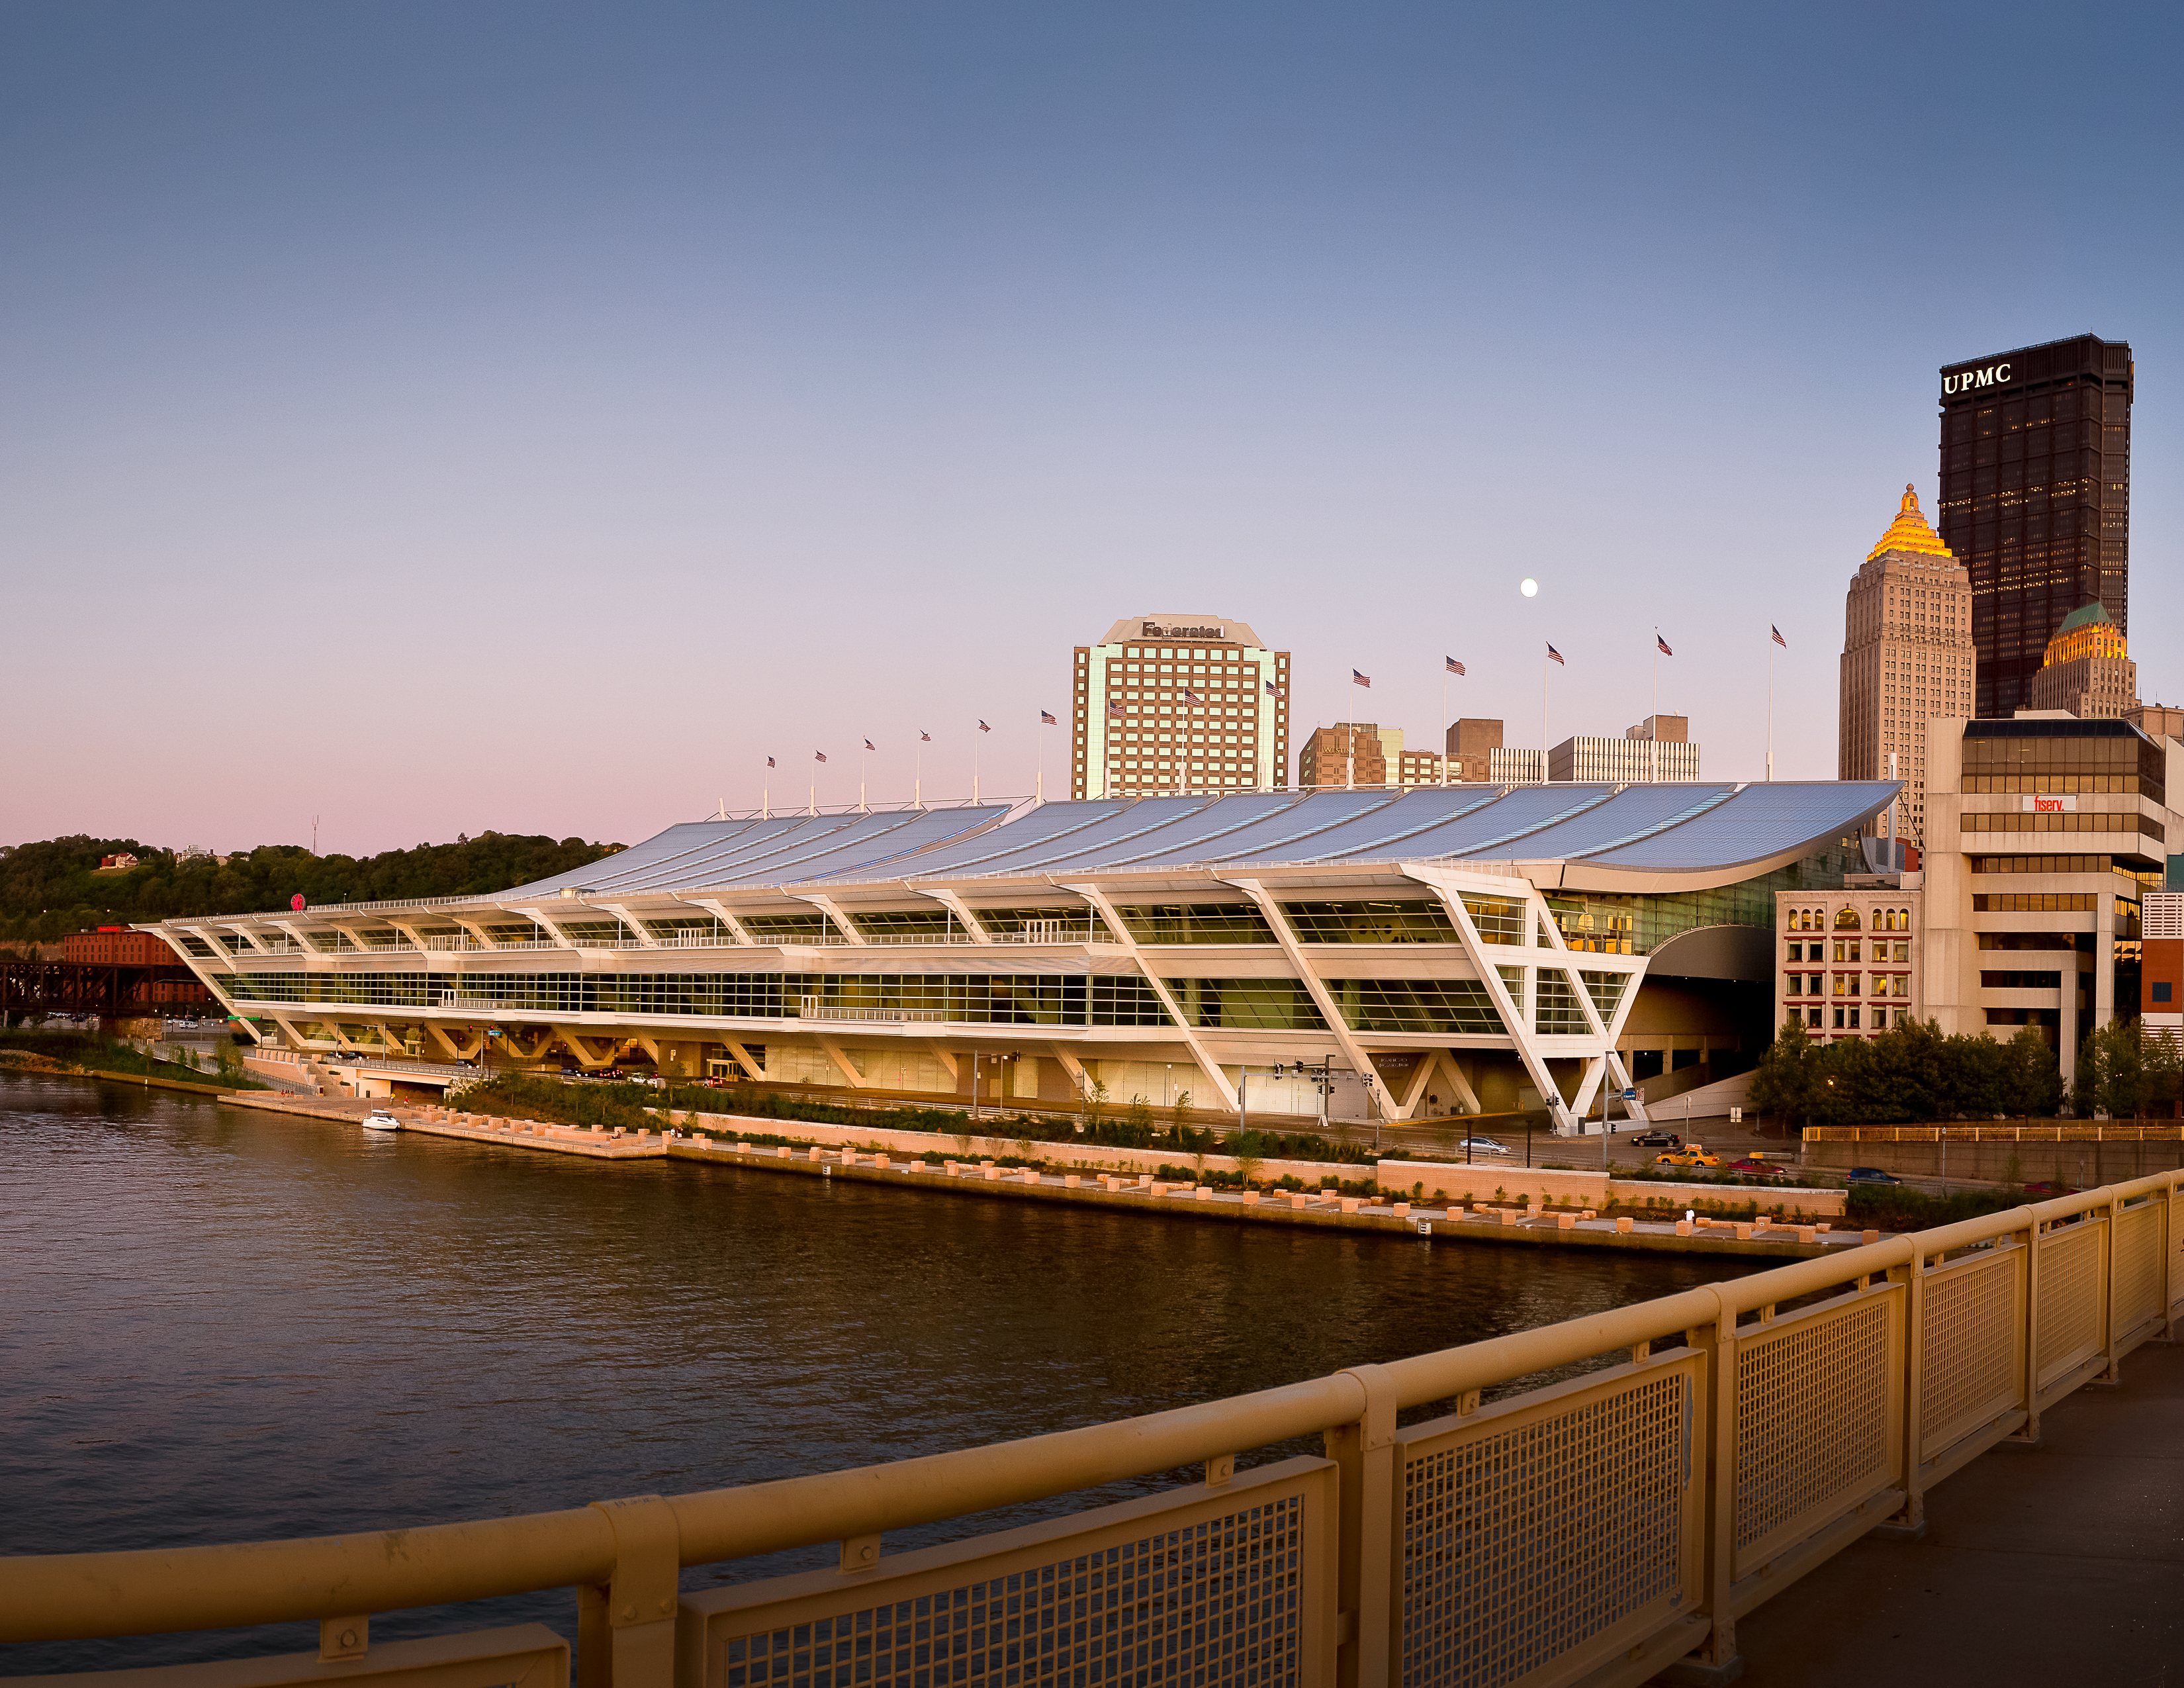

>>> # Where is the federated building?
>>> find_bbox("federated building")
[148,782,1901,1131]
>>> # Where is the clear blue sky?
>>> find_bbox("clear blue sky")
[5,1,2178,854]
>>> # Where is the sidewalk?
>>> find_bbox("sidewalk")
[1731,1331,2184,1682]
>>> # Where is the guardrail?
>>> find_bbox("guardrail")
[5,1172,2177,1688]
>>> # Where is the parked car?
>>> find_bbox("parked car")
[2021,1180,2077,1197]
[1844,1166,1903,1185]
[1654,1146,1721,1169]
[1455,1137,1512,1156]
[1726,1156,1787,1176]
[1630,1129,1682,1149]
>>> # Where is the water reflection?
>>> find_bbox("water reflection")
[0,1072,1757,1673]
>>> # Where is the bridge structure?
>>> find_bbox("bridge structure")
[0,956,217,1021]
[5,1170,2178,1687]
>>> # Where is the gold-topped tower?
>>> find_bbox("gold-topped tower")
[1839,483,1975,847]
[1866,485,1954,563]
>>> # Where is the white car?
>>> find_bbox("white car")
[1455,1137,1512,1156]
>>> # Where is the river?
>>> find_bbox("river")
[0,1070,1760,1673]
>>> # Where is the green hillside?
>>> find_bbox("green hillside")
[0,833,624,944]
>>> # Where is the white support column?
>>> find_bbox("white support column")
[723,1039,766,1081]
[508,905,577,948]
[1433,1049,1484,1115]
[791,893,866,945]
[917,886,994,945]
[1400,864,1579,1133]
[155,923,248,1021]
[1062,882,1240,1113]
[1219,876,1396,1117]
[598,904,661,949]
[690,900,757,946]
[817,1038,865,1088]
[1048,1041,1093,1098]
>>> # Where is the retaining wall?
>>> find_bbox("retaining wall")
[1373,1159,1848,1219]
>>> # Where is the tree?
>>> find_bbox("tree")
[1747,1018,1820,1125]
[2000,1026,2063,1118]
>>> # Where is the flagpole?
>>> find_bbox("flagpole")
[1542,653,1549,784]
[1767,633,1776,782]
[762,765,770,820]
[1440,665,1448,788]
[1651,630,1659,785]
[859,743,868,814]
[915,738,923,808]
[1036,720,1044,804]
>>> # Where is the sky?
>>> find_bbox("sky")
[4,1,2180,857]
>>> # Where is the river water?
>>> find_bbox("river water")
[1,1072,1759,1673]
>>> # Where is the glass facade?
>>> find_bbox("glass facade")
[1325,978,1501,1035]
[1168,978,1326,1031]
[1281,901,1459,944]
[220,970,1173,1026]
[1959,719,2163,803]
[1548,841,1857,956]
[1113,904,1277,944]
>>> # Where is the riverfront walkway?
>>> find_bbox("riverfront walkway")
[1734,1331,2184,1682]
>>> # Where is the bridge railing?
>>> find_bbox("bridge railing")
[5,1173,2179,1688]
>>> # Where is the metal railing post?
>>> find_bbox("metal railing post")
[1322,1364,1395,1688]
[2015,1215,2045,1446]
[1685,1295,1739,1677]
[586,1495,681,1688]
[1884,1250,1927,1536]
[2097,1192,2124,1384]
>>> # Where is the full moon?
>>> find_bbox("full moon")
[1520,578,1539,598]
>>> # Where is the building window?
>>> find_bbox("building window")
[1833,908,1861,930]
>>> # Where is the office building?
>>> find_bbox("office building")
[2025,602,2137,719]
[1395,748,1447,788]
[1839,485,1976,847]
[1299,724,1388,788]
[2130,704,2184,745]
[1072,616,1290,799]
[1938,335,2133,718]
[142,779,1894,1133]
[1490,747,1545,784]
[1774,886,1926,1038]
[1921,714,2181,1084]
[1445,719,1504,782]
[2146,892,2181,1051]
[1548,735,1700,783]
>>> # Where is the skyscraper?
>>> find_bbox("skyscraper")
[1938,334,2132,718]
[1839,485,1974,846]
[1071,616,1290,798]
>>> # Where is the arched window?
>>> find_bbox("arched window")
[1834,908,1862,931]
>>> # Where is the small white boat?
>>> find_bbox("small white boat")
[362,1109,402,1133]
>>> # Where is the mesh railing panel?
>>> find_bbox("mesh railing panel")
[1918,1250,2021,1454]
[1394,1357,1700,1688]
[684,1464,1333,1688]
[1733,1294,1894,1569]
[2035,1222,2105,1387]
[2111,1204,2164,1343]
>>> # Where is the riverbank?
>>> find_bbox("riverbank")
[216,1091,1869,1258]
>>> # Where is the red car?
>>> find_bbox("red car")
[1726,1156,1789,1177]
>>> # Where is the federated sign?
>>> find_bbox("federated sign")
[2022,794,2077,814]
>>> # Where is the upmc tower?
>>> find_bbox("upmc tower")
[1938,334,2133,718]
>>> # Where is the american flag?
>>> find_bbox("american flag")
[1040,710,1057,725]
[1445,657,1465,676]
[921,729,931,741]
[1656,633,1674,657]
[1181,688,1201,703]
[1265,680,1278,696]
[1107,700,1124,717]
[1547,644,1565,667]
[766,757,775,769]
[1772,625,1788,649]
[814,751,827,763]
[864,739,876,752]
[1353,669,1371,688]
[978,720,991,733]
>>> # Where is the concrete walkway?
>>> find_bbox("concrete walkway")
[1733,1332,2184,1683]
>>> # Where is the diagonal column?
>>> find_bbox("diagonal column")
[1061,882,1239,1113]
[1217,876,1392,1116]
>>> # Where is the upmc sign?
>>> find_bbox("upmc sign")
[1942,363,2011,395]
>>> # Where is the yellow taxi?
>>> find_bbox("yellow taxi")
[1653,1144,1721,1170]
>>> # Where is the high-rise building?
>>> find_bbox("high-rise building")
[2026,603,2137,719]
[1072,616,1290,799]
[1839,485,1975,847]
[1938,335,2133,718]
